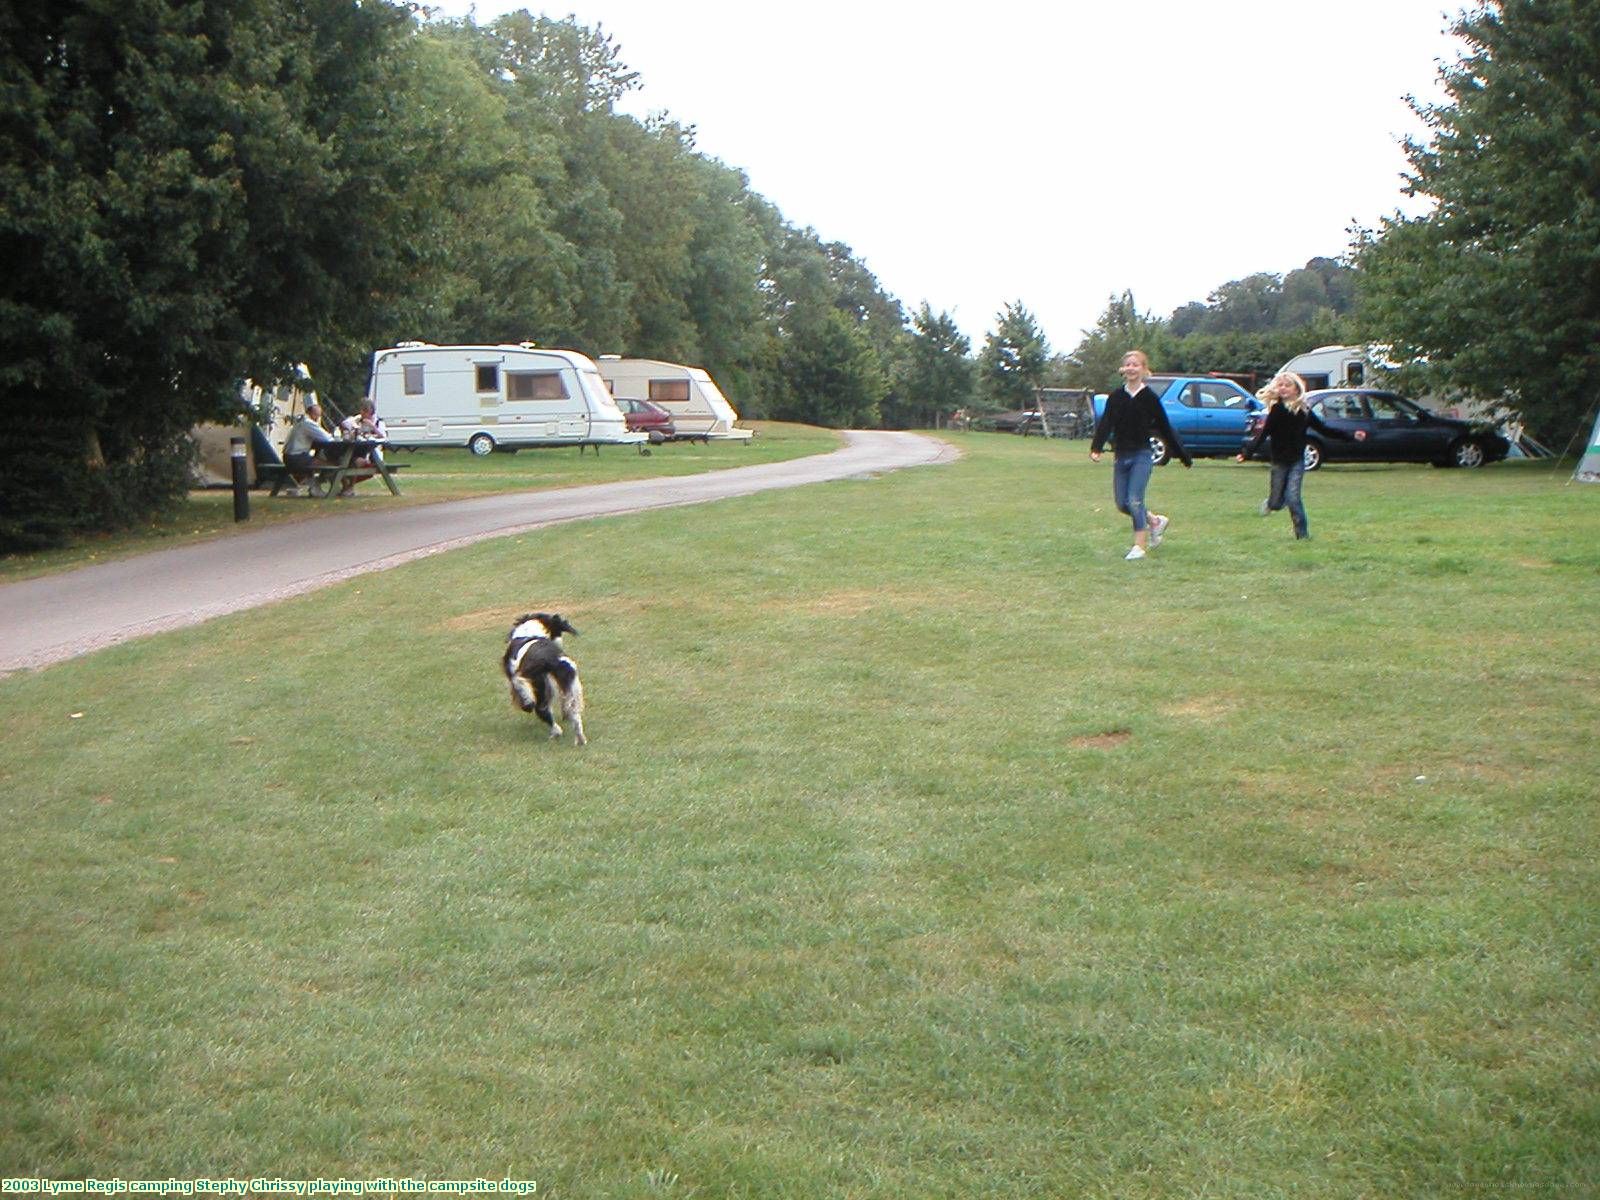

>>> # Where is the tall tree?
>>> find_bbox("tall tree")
[1356,0,1600,437]
[772,309,886,429]
[891,304,974,428]
[0,0,418,549]
[678,155,769,404]
[977,301,1049,409]
[1063,292,1171,389]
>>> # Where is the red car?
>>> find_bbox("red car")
[615,397,676,441]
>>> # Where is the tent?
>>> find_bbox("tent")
[1574,407,1600,483]
[190,369,318,487]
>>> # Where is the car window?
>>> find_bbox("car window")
[1185,382,1251,410]
[1316,393,1369,421]
[1367,395,1416,421]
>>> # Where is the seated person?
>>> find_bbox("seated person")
[336,399,388,495]
[282,400,339,493]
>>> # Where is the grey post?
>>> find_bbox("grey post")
[230,436,250,522]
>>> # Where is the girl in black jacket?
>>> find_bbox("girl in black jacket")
[1237,372,1354,539]
[1090,350,1192,560]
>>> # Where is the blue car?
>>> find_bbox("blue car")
[1093,376,1264,464]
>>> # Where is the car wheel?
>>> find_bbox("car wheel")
[1149,436,1171,467]
[1303,440,1323,471]
[1451,438,1487,468]
[468,433,495,457]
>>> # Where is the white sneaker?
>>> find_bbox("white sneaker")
[1259,498,1271,516]
[1150,514,1170,545]
[1125,545,1146,560]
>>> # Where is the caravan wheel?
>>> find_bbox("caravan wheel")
[468,433,496,457]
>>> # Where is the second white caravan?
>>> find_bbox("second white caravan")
[370,343,644,454]
[597,357,753,441]
[1279,345,1371,391]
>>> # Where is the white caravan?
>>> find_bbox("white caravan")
[1279,345,1373,391]
[370,342,643,455]
[596,357,753,441]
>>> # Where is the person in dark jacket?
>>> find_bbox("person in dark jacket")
[1237,372,1357,539]
[1090,350,1192,560]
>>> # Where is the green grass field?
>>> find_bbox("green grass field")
[2,433,1596,1197]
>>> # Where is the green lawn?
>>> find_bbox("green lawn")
[0,422,839,583]
[2,433,1596,1197]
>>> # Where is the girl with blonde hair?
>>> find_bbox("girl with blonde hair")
[1090,350,1192,560]
[1237,371,1353,539]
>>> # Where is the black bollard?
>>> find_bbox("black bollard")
[230,436,250,522]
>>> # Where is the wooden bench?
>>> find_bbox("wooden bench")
[262,457,408,498]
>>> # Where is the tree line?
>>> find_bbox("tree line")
[2,1,1590,551]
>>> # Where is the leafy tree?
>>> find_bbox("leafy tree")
[0,0,418,549]
[387,22,578,351]
[1200,272,1281,334]
[678,156,770,406]
[977,301,1049,409]
[772,309,886,428]
[1169,301,1210,338]
[1356,0,1600,437]
[1167,259,1358,337]
[1277,267,1332,329]
[890,304,974,427]
[472,11,640,352]
[1062,292,1172,389]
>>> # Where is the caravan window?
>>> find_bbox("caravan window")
[476,364,500,393]
[649,379,691,403]
[1346,362,1366,386]
[403,364,425,395]
[508,371,568,401]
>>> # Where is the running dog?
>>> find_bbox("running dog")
[502,612,587,745]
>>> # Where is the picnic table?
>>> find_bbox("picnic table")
[267,439,407,498]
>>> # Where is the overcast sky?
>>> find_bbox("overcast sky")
[424,0,1462,349]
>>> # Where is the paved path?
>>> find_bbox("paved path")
[0,431,954,674]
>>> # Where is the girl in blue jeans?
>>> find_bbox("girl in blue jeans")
[1238,372,1355,539]
[1090,350,1192,559]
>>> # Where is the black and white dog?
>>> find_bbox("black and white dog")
[503,612,587,745]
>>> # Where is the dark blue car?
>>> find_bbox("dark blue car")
[1244,389,1511,470]
[1093,376,1264,464]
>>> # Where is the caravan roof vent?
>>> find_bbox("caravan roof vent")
[598,353,622,360]
[395,340,433,348]
[517,340,539,349]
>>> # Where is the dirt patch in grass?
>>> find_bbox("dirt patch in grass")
[1071,729,1132,749]
[442,607,521,632]
[760,586,919,616]
[1160,694,1243,721]
[1454,762,1536,787]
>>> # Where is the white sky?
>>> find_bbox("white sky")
[424,0,1461,349]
